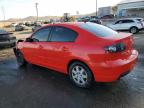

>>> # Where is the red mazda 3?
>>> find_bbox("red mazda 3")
[14,22,138,88]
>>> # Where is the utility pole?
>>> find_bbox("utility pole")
[1,6,6,28]
[96,0,98,17]
[76,11,79,18]
[35,3,39,22]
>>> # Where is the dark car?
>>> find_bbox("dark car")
[15,25,25,31]
[89,19,102,24]
[0,29,16,47]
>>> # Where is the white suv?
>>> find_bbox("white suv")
[108,18,144,34]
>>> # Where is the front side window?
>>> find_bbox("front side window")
[115,20,123,24]
[32,27,51,42]
[50,26,78,42]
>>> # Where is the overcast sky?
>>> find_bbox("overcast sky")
[0,0,122,20]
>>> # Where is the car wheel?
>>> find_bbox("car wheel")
[15,50,27,67]
[129,27,139,34]
[69,62,93,88]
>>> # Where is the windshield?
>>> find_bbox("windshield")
[78,22,118,37]
[0,29,8,35]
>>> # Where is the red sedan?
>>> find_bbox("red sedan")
[13,22,138,88]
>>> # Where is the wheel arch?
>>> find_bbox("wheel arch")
[67,59,94,84]
[129,26,138,29]
[129,26,139,34]
[129,26,139,30]
[67,59,94,77]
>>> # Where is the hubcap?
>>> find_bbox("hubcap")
[71,65,88,85]
[131,28,136,33]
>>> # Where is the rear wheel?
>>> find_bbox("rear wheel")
[69,62,93,88]
[15,50,27,67]
[129,27,139,34]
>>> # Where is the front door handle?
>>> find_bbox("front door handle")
[39,45,43,49]
[62,46,69,51]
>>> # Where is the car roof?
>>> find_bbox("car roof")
[127,17,143,19]
[42,22,86,28]
[118,18,143,20]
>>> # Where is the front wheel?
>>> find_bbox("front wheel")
[15,50,27,67]
[69,62,93,88]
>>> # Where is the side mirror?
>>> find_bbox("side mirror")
[26,38,33,42]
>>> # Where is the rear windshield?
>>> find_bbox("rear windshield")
[78,22,118,37]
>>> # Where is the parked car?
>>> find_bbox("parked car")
[0,29,16,47]
[11,23,18,27]
[15,25,25,31]
[13,22,138,88]
[89,19,102,24]
[32,25,42,32]
[101,15,114,19]
[134,18,144,26]
[108,18,144,34]
[78,16,90,22]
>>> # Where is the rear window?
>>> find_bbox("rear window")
[136,19,143,22]
[79,22,118,37]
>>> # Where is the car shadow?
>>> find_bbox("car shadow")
[19,63,130,94]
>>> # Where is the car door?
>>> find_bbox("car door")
[110,20,123,30]
[22,27,51,65]
[40,26,78,73]
[120,20,135,30]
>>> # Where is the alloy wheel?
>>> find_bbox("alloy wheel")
[71,65,88,85]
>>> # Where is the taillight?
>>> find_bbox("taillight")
[105,43,126,53]
[138,21,144,27]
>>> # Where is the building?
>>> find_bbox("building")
[98,6,113,17]
[117,0,144,17]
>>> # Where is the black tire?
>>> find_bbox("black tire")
[129,27,139,34]
[15,50,27,67]
[69,62,93,88]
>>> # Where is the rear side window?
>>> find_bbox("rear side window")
[50,26,78,42]
[115,20,123,24]
[79,22,118,37]
[137,19,143,22]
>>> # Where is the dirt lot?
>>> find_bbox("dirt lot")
[0,30,143,108]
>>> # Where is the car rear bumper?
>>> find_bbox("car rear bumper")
[0,39,16,47]
[90,50,138,82]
